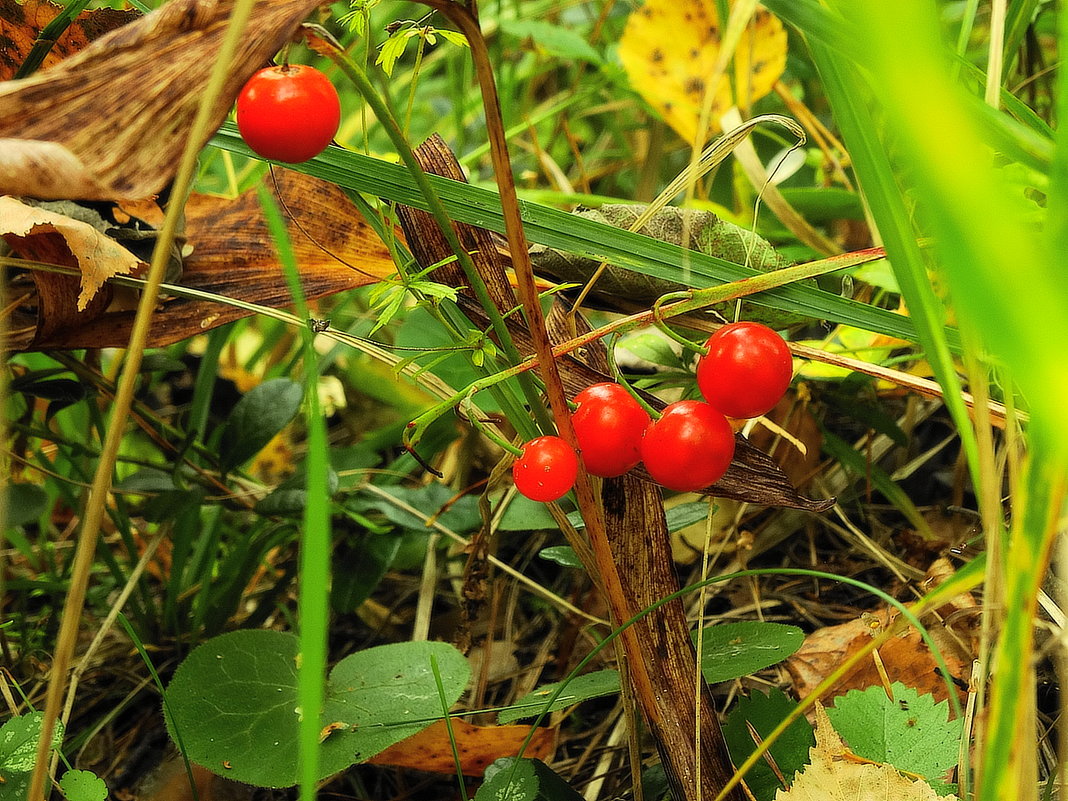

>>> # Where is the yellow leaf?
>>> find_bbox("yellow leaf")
[619,0,787,142]
[775,704,956,801]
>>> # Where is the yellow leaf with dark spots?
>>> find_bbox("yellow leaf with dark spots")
[619,0,787,142]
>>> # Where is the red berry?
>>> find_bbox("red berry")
[571,383,651,478]
[640,400,735,492]
[696,322,793,419]
[236,65,341,163]
[513,435,578,502]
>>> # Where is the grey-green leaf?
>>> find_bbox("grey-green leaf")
[692,621,804,683]
[498,670,621,724]
[218,379,303,473]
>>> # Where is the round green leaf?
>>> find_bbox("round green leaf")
[58,770,108,801]
[165,630,470,787]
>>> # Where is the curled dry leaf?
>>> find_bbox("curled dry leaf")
[15,169,397,351]
[0,196,145,311]
[619,0,787,141]
[0,0,324,200]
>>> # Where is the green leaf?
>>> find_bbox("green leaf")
[0,773,30,801]
[58,770,108,801]
[537,546,584,569]
[500,494,560,531]
[498,670,620,724]
[331,534,402,612]
[826,683,962,790]
[218,379,303,473]
[477,758,584,801]
[2,483,49,527]
[691,621,804,683]
[723,688,815,801]
[501,18,603,65]
[0,712,64,773]
[376,31,412,76]
[164,630,470,787]
[357,483,481,533]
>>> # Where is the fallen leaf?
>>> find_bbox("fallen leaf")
[15,169,398,351]
[0,0,139,79]
[0,0,323,200]
[0,196,146,310]
[366,719,554,775]
[775,704,955,800]
[619,0,787,141]
[785,608,971,706]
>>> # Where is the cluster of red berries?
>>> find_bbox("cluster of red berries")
[513,322,793,502]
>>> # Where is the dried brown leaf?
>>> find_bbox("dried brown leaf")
[16,169,397,350]
[366,719,553,775]
[0,0,139,79]
[0,0,323,199]
[0,195,144,309]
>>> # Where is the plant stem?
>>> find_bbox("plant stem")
[26,0,258,798]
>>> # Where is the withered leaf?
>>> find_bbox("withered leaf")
[18,169,397,351]
[0,0,324,200]
[0,0,139,80]
[366,719,553,775]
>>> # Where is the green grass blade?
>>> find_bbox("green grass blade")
[806,39,981,483]
[210,127,958,349]
[257,183,332,801]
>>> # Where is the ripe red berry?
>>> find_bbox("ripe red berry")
[640,400,735,492]
[571,383,651,478]
[513,435,578,502]
[236,65,341,163]
[696,322,793,419]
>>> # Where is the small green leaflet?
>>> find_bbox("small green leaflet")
[826,682,962,793]
[475,757,584,801]
[376,24,469,77]
[58,770,108,801]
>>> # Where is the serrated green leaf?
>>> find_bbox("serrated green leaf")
[58,769,108,801]
[826,682,962,788]
[218,379,303,473]
[0,712,64,773]
[164,630,469,787]
[498,670,620,724]
[691,621,804,683]
[376,32,412,77]
[723,688,815,801]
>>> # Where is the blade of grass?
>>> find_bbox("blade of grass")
[806,39,982,489]
[210,125,955,349]
[832,4,1068,798]
[26,1,257,796]
[257,183,331,801]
